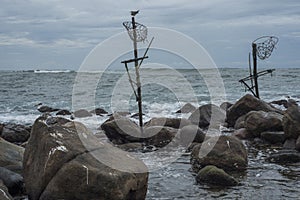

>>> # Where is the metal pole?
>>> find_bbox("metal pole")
[252,43,259,98]
[132,16,143,133]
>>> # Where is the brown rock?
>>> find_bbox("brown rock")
[282,105,300,139]
[23,116,148,200]
[191,135,248,172]
[226,94,281,127]
[244,111,283,137]
[189,104,225,129]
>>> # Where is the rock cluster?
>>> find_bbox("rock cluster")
[0,94,299,198]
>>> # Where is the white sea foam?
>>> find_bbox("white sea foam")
[34,69,72,73]
[0,113,39,125]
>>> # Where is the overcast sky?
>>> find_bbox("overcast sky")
[1,0,300,70]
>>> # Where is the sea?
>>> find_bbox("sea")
[0,68,300,199]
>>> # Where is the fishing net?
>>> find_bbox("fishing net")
[253,36,279,60]
[123,21,148,42]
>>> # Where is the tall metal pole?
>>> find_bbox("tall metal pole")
[132,16,143,133]
[252,43,259,98]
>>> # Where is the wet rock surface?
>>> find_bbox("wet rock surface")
[226,94,281,127]
[196,165,238,187]
[144,117,192,129]
[0,138,24,172]
[1,124,31,144]
[23,116,148,200]
[283,105,300,139]
[191,135,248,172]
[189,104,226,129]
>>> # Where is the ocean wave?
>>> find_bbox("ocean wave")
[34,69,73,73]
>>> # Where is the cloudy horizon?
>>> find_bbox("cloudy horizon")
[1,0,300,70]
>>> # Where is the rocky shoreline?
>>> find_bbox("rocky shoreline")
[0,94,299,199]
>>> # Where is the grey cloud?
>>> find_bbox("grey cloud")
[0,0,299,69]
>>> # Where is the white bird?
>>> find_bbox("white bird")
[131,10,139,16]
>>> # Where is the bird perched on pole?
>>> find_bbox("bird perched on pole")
[131,10,139,16]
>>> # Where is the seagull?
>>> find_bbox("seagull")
[131,10,139,16]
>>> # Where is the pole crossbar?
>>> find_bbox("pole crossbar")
[121,56,148,64]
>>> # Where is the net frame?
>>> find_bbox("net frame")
[253,36,279,60]
[123,21,148,42]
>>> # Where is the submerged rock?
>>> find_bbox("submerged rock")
[282,105,300,139]
[196,165,238,187]
[23,116,148,200]
[191,135,248,172]
[189,104,225,129]
[226,94,280,127]
[267,150,300,164]
[73,109,93,118]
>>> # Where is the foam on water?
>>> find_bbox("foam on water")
[1,69,300,199]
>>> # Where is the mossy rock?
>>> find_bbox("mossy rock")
[196,165,238,186]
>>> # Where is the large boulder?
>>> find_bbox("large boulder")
[0,167,24,196]
[0,180,13,200]
[23,116,148,200]
[144,117,192,129]
[196,165,238,187]
[189,104,225,129]
[283,105,300,139]
[244,111,283,137]
[0,138,24,172]
[1,124,30,144]
[191,135,247,172]
[101,118,142,144]
[73,109,93,118]
[226,94,281,127]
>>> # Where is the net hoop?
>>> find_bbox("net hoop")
[123,21,148,42]
[253,36,279,60]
